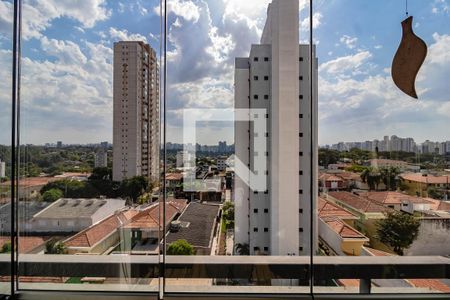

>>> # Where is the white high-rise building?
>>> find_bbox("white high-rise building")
[113,41,160,182]
[234,0,318,256]
[0,159,5,178]
[94,149,108,168]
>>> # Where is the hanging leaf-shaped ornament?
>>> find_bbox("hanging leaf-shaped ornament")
[391,16,427,99]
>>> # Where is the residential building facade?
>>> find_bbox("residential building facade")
[234,0,318,256]
[113,41,160,182]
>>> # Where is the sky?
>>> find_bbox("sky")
[0,0,449,146]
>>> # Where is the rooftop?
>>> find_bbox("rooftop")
[400,173,450,184]
[166,202,219,249]
[0,236,49,253]
[166,173,183,181]
[327,191,390,214]
[0,201,50,227]
[34,198,124,219]
[318,197,356,220]
[359,191,434,205]
[323,218,368,240]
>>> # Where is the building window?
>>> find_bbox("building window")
[264,246,269,251]
[254,95,259,99]
[264,76,269,80]
[299,228,303,232]
[299,170,303,175]
[299,208,303,213]
[299,152,303,156]
[254,76,259,80]
[264,190,268,194]
[265,113,269,118]
[253,57,259,61]
[264,208,269,213]
[299,132,303,137]
[299,114,303,118]
[264,228,269,232]
[264,57,269,61]
[265,132,269,137]
[299,95,304,99]
[254,247,260,251]
[254,208,258,213]
[299,76,303,80]
[299,247,303,251]
[254,227,258,232]
[254,191,258,194]
[299,189,303,194]
[299,57,304,61]
[264,95,269,99]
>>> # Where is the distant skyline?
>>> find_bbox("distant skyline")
[0,0,449,145]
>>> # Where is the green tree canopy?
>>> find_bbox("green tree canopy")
[167,239,194,255]
[119,176,149,203]
[45,240,67,254]
[380,167,401,191]
[222,202,235,229]
[0,242,11,253]
[360,167,382,190]
[376,211,420,255]
[235,243,250,255]
[42,188,63,202]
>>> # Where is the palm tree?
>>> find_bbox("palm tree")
[235,243,250,255]
[361,167,382,191]
[380,167,401,191]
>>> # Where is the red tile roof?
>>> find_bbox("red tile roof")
[360,191,434,205]
[407,279,450,293]
[318,197,356,219]
[65,199,187,248]
[323,218,367,239]
[0,236,49,253]
[327,192,389,213]
[124,199,187,230]
[400,173,450,184]
[166,173,183,181]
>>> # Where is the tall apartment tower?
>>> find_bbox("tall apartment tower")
[113,41,160,182]
[234,0,318,256]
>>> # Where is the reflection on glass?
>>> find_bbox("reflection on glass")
[0,0,14,295]
[14,0,162,292]
[314,0,450,294]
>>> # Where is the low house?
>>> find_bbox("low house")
[30,198,125,233]
[166,202,220,255]
[318,197,367,256]
[399,173,450,198]
[319,173,346,191]
[0,201,50,233]
[64,198,187,255]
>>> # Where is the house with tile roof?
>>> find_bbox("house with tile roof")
[64,198,187,255]
[318,197,368,256]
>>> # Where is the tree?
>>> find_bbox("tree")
[45,240,67,254]
[167,239,194,255]
[360,167,382,190]
[89,167,112,181]
[380,167,401,191]
[42,188,63,202]
[119,176,149,203]
[0,242,11,253]
[235,243,250,255]
[376,211,420,255]
[222,202,235,229]
[318,148,340,167]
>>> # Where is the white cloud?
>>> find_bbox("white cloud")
[153,0,200,23]
[318,32,450,144]
[432,0,449,14]
[340,35,358,49]
[319,51,372,76]
[40,36,87,65]
[374,45,383,49]
[300,12,323,31]
[109,27,148,43]
[0,0,111,40]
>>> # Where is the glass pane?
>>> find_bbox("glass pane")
[0,0,14,296]
[314,0,450,294]
[163,0,313,293]
[17,0,162,292]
